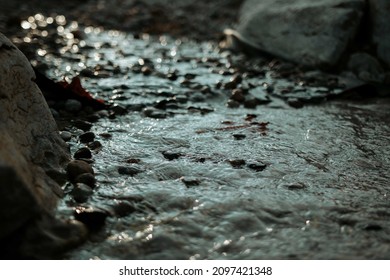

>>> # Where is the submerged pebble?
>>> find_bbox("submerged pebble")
[118,166,143,176]
[71,183,93,203]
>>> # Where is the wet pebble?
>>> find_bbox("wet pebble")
[60,131,72,142]
[143,107,167,119]
[224,80,238,90]
[286,182,306,190]
[72,120,92,131]
[99,133,112,139]
[74,206,108,231]
[247,162,267,172]
[231,89,245,102]
[111,104,127,115]
[141,66,153,75]
[65,99,82,112]
[79,132,95,143]
[118,166,143,176]
[288,98,304,108]
[88,141,102,150]
[162,151,182,160]
[226,99,240,108]
[75,173,96,188]
[180,176,201,188]
[233,134,246,140]
[67,160,94,182]
[125,158,141,164]
[173,94,188,103]
[184,73,196,80]
[74,147,92,159]
[71,183,93,203]
[228,159,246,168]
[243,99,258,109]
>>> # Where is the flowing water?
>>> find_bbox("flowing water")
[24,20,390,259]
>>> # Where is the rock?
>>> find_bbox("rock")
[74,206,108,231]
[60,131,72,142]
[71,183,93,203]
[231,0,365,68]
[75,173,96,188]
[64,99,82,112]
[0,33,87,257]
[79,131,95,143]
[347,52,384,82]
[162,151,182,161]
[0,33,70,241]
[67,160,94,182]
[72,120,93,131]
[1,214,88,259]
[74,147,92,159]
[369,0,390,69]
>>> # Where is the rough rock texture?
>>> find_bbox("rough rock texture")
[368,0,390,69]
[233,0,365,68]
[0,32,72,245]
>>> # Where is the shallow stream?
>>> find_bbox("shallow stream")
[24,18,390,259]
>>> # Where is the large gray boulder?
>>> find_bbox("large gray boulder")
[231,0,365,68]
[0,32,86,257]
[369,0,390,69]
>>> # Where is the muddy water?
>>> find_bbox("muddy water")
[32,26,390,259]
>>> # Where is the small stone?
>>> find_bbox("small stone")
[231,88,245,102]
[67,160,94,182]
[162,151,182,160]
[184,73,196,80]
[88,141,102,150]
[247,162,267,172]
[228,159,246,168]
[99,133,112,139]
[111,105,127,115]
[75,173,96,188]
[71,183,93,203]
[118,166,142,176]
[143,107,167,119]
[226,99,240,108]
[60,131,72,142]
[79,132,95,143]
[224,80,238,90]
[74,147,92,159]
[243,99,258,109]
[74,206,108,231]
[286,182,306,190]
[288,98,304,108]
[141,66,153,75]
[180,176,201,188]
[65,99,82,112]
[233,134,246,140]
[125,158,141,164]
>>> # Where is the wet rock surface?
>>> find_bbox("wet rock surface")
[232,0,365,68]
[229,0,390,75]
[0,32,89,258]
[1,0,390,260]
